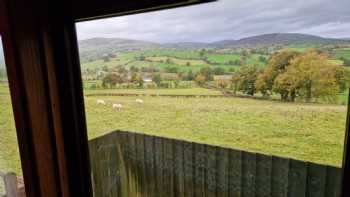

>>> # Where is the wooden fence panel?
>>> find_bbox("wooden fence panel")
[307,163,327,197]
[136,134,146,196]
[325,166,342,197]
[127,132,137,196]
[88,131,343,197]
[206,145,217,197]
[242,152,256,197]
[163,138,174,197]
[272,156,289,197]
[117,131,130,197]
[154,136,164,197]
[183,142,194,197]
[216,148,229,197]
[288,159,307,197]
[144,135,156,197]
[194,144,206,197]
[228,149,242,197]
[173,140,185,197]
[256,153,272,197]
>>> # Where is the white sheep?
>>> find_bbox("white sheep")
[136,99,144,104]
[97,99,106,105]
[113,103,123,111]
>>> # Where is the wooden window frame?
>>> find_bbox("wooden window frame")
[1,0,350,196]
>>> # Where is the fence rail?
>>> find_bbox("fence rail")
[89,131,342,197]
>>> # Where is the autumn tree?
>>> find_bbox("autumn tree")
[199,66,214,81]
[216,79,228,89]
[231,65,261,96]
[276,49,344,102]
[195,74,206,86]
[102,73,125,87]
[255,50,299,97]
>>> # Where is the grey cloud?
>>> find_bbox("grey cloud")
[76,0,350,43]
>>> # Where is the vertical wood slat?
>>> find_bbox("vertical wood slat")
[256,153,272,197]
[136,134,146,196]
[117,131,130,197]
[163,138,174,197]
[242,152,256,197]
[272,157,289,197]
[144,135,156,197]
[119,131,130,197]
[94,138,103,197]
[288,159,307,197]
[184,142,194,197]
[174,140,185,197]
[154,136,164,197]
[325,166,342,197]
[88,131,344,197]
[194,144,206,197]
[216,148,229,197]
[107,134,119,197]
[128,132,137,197]
[306,163,327,197]
[229,149,242,197]
[206,145,217,197]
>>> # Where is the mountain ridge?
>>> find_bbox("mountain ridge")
[76,33,350,62]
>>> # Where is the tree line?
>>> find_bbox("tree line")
[231,49,350,102]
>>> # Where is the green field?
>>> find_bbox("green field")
[332,48,350,60]
[1,84,348,182]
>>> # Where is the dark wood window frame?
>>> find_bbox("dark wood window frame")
[1,0,350,196]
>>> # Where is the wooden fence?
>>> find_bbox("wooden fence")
[0,172,25,197]
[89,131,343,197]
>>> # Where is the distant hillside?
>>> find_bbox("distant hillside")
[211,33,350,47]
[78,33,350,62]
[78,37,160,62]
[162,42,208,49]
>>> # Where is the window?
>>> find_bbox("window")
[76,0,350,196]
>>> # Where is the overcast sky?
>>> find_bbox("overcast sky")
[77,0,350,43]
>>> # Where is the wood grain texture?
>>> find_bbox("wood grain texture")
[89,131,343,197]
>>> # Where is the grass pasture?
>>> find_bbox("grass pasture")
[85,94,347,167]
[332,48,350,60]
[0,85,348,186]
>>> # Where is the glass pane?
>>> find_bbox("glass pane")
[0,37,25,196]
[77,0,349,196]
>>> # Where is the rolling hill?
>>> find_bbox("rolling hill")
[78,33,350,62]
[79,37,160,62]
[211,33,350,47]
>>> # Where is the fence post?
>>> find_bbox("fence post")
[4,172,18,197]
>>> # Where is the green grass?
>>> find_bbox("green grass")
[206,54,241,64]
[0,83,348,192]
[0,84,21,179]
[332,48,350,60]
[85,95,347,167]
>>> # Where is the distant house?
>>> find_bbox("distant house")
[143,77,152,82]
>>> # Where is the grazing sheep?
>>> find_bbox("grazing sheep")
[113,103,123,111]
[136,99,144,104]
[97,99,106,105]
